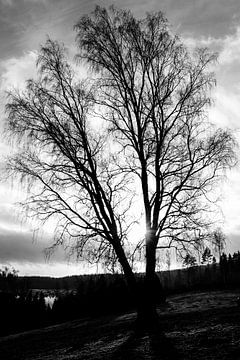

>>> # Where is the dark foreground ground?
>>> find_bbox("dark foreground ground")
[0,290,240,360]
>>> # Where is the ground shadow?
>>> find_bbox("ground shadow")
[111,329,183,360]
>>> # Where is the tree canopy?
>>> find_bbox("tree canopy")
[74,6,235,260]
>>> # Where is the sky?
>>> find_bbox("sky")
[0,0,240,277]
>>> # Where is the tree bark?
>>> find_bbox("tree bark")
[114,237,164,332]
[135,236,162,331]
[113,241,138,294]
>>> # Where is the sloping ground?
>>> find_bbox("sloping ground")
[0,290,240,360]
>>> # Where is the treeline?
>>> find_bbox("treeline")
[1,252,240,336]
[17,275,82,291]
[0,276,133,336]
[14,251,240,292]
[0,270,167,336]
[159,251,240,294]
[0,272,159,336]
[0,290,49,336]
[220,251,240,271]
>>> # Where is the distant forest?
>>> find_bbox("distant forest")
[0,252,240,337]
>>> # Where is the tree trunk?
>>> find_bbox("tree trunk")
[135,238,161,331]
[114,238,163,332]
[113,241,138,294]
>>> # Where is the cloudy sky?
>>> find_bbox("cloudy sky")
[0,0,240,276]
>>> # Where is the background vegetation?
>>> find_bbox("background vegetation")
[1,251,240,337]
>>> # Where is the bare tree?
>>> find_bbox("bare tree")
[212,227,226,261]
[4,6,235,327]
[5,38,138,289]
[75,6,235,318]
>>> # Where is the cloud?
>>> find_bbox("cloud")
[23,0,47,2]
[186,21,240,80]
[1,261,94,277]
[0,224,96,276]
[209,86,240,130]
[0,51,37,91]
[0,51,38,160]
[181,24,240,248]
[218,27,240,65]
[224,233,240,254]
[183,24,240,129]
[0,227,46,263]
[0,204,21,230]
[0,0,47,6]
[170,0,240,38]
[0,225,67,263]
[0,185,67,267]
[0,188,94,276]
[0,0,13,6]
[1,0,240,276]
[206,26,240,242]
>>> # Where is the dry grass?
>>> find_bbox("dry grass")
[0,290,240,359]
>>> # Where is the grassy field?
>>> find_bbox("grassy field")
[0,290,240,359]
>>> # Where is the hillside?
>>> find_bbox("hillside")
[0,290,240,360]
[17,263,233,294]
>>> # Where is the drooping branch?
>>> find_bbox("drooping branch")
[5,39,137,276]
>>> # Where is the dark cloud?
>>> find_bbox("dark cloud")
[0,0,91,59]
[0,0,240,62]
[0,0,46,59]
[0,226,66,263]
[161,0,240,38]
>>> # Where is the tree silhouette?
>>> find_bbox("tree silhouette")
[183,254,197,267]
[0,266,19,293]
[5,6,236,328]
[212,228,226,261]
[201,247,213,265]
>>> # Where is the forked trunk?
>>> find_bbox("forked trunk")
[114,238,163,332]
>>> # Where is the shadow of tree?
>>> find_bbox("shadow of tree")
[111,330,183,360]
